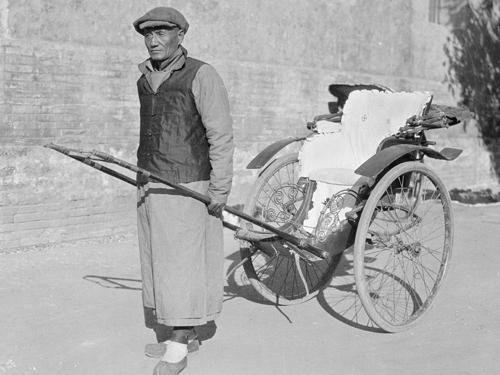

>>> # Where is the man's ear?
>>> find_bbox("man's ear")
[177,29,185,45]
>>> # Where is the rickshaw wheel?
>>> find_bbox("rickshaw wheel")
[353,162,453,332]
[241,153,340,305]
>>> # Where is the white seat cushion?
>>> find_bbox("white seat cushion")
[298,89,432,229]
[342,90,432,167]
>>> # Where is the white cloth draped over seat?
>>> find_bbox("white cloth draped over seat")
[342,90,432,169]
[298,90,432,230]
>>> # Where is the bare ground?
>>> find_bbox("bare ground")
[1,202,499,375]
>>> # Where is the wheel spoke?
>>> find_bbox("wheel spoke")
[354,162,452,331]
[241,154,340,305]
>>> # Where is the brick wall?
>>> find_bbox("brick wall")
[1,0,498,251]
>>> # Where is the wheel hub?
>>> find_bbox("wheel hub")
[394,237,422,258]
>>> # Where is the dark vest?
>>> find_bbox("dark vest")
[137,57,211,184]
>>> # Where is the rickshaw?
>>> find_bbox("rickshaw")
[236,84,462,332]
[47,84,463,333]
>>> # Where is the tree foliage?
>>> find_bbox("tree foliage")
[444,0,500,139]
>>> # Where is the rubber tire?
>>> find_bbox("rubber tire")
[353,162,453,332]
[241,153,339,305]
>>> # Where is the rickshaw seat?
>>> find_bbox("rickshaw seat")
[299,90,432,229]
[299,89,432,185]
[342,90,432,168]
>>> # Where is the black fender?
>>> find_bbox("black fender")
[355,144,463,178]
[246,136,307,169]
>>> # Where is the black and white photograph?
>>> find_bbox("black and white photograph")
[1,1,499,374]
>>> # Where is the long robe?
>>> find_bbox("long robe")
[137,180,223,326]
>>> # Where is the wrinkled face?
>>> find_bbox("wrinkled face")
[144,26,184,62]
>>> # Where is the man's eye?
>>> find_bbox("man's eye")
[157,31,168,36]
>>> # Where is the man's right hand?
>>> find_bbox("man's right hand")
[207,200,225,219]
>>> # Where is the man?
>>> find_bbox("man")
[133,7,233,375]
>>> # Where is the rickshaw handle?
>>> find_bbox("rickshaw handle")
[91,149,328,259]
[45,144,329,260]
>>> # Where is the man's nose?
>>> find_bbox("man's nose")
[149,36,159,46]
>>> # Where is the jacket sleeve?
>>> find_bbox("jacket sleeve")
[192,64,234,204]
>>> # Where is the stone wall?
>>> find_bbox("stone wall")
[0,0,497,250]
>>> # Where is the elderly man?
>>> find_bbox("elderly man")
[133,7,233,375]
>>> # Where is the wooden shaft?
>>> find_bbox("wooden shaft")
[45,144,328,259]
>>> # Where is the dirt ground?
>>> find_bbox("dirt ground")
[1,202,499,375]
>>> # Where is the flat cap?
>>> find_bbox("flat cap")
[133,7,189,34]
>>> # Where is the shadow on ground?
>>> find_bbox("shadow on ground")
[225,248,386,332]
[316,250,384,333]
[223,250,276,305]
[82,249,388,332]
[83,275,142,290]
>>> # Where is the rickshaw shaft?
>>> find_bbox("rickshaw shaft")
[45,144,328,260]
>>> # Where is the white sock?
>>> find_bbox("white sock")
[162,341,188,363]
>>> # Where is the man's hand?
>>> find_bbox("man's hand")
[207,200,225,219]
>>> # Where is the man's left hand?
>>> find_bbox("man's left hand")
[207,200,225,219]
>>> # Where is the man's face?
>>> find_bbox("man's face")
[144,26,184,62]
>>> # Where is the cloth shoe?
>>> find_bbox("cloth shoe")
[152,356,187,375]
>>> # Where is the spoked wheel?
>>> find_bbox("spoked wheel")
[241,153,339,305]
[353,162,453,332]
